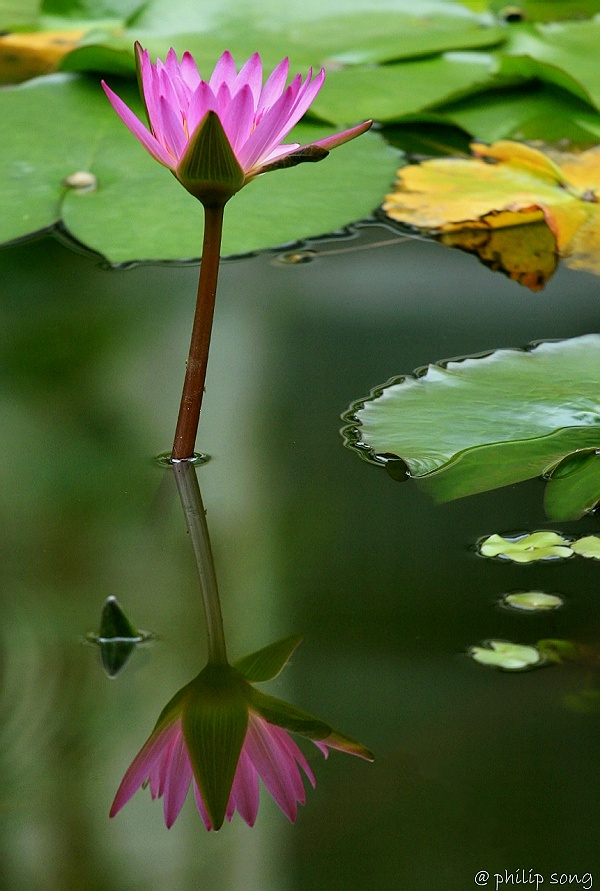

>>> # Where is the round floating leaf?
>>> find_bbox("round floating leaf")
[0,73,395,262]
[570,534,600,560]
[479,532,573,563]
[344,335,600,518]
[309,54,498,125]
[502,591,564,611]
[469,640,543,670]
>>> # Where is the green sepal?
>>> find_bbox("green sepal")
[321,729,374,762]
[249,688,374,760]
[181,664,249,830]
[248,687,334,740]
[250,145,329,178]
[176,110,245,207]
[233,634,303,683]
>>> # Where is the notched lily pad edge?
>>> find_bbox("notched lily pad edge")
[340,336,567,475]
[0,215,380,269]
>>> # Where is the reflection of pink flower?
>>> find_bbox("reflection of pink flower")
[101,44,371,202]
[110,656,372,829]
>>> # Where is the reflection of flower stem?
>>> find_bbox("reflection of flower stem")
[172,458,228,665]
[171,204,225,461]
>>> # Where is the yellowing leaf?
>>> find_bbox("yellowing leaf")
[382,139,600,284]
[0,31,87,83]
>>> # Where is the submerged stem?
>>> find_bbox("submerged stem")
[171,204,225,461]
[172,459,228,665]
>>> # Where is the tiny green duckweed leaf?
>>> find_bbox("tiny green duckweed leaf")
[469,640,543,670]
[479,532,573,563]
[570,534,600,559]
[502,591,564,611]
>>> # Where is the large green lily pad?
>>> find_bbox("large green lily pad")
[343,335,600,520]
[0,73,395,263]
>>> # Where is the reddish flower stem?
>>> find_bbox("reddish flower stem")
[171,204,225,460]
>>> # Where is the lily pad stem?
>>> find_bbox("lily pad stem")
[171,203,225,461]
[172,458,228,665]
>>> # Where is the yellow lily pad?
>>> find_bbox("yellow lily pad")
[382,139,600,286]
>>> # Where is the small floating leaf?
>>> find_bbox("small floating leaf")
[479,532,573,563]
[570,534,600,559]
[86,596,151,678]
[502,591,564,611]
[469,640,543,670]
[344,335,600,519]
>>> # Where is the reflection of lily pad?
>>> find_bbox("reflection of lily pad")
[479,532,573,563]
[439,216,557,291]
[469,640,543,670]
[502,591,564,611]
[343,335,600,520]
[570,534,600,559]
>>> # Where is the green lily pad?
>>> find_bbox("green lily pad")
[0,72,395,262]
[502,591,564,611]
[343,335,600,518]
[489,0,600,21]
[469,640,543,669]
[570,534,600,559]
[441,83,600,144]
[310,53,499,125]
[544,449,600,520]
[499,20,600,110]
[478,531,573,562]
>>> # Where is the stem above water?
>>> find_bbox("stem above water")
[171,203,225,461]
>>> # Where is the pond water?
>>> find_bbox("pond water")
[0,222,599,891]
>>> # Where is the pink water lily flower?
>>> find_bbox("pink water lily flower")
[110,642,372,829]
[112,706,340,829]
[102,43,372,204]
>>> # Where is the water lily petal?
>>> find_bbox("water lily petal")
[163,731,194,828]
[101,81,175,169]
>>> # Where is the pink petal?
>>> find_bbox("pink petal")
[157,94,186,160]
[163,731,193,828]
[244,716,303,822]
[308,119,373,152]
[236,76,303,171]
[276,68,325,137]
[186,81,219,139]
[229,748,260,827]
[273,725,317,789]
[256,57,290,117]
[209,50,237,94]
[110,719,181,817]
[101,81,175,169]
[164,47,192,109]
[233,52,262,106]
[180,51,201,91]
[221,84,255,153]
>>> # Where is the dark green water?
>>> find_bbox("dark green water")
[0,224,598,890]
